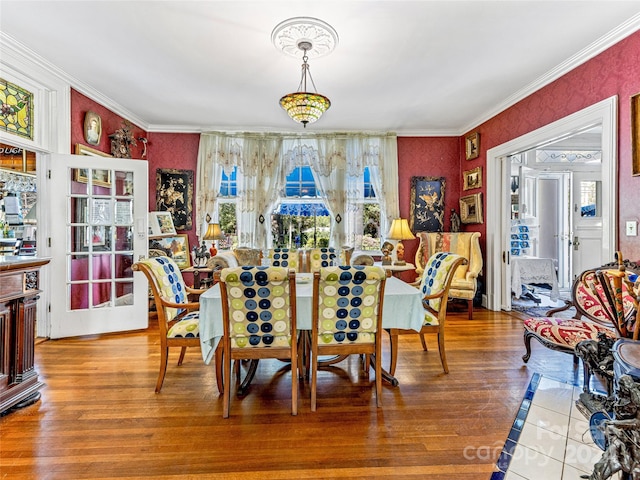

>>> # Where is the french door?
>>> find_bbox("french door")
[49,154,148,338]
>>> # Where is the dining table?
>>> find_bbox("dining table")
[198,273,425,387]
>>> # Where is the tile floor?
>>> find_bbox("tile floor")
[491,374,622,480]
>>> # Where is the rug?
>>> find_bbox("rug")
[510,303,576,319]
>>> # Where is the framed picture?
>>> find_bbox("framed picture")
[156,168,193,230]
[465,132,480,160]
[632,93,640,176]
[151,234,191,269]
[74,167,112,187]
[459,193,483,224]
[85,225,106,247]
[84,111,102,145]
[462,167,482,190]
[409,176,446,232]
[148,211,177,237]
[75,143,112,157]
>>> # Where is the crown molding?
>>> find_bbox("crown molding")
[461,13,640,135]
[1,33,150,132]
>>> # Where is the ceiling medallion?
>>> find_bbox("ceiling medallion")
[273,17,337,127]
[271,17,338,59]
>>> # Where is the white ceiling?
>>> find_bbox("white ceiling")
[2,1,640,136]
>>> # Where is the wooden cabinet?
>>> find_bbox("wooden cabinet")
[0,257,49,413]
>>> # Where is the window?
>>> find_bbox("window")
[217,168,237,249]
[272,166,330,248]
[349,167,381,251]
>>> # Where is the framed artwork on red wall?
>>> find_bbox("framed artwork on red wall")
[465,132,480,160]
[632,93,640,176]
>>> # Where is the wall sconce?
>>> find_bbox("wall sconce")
[138,137,148,158]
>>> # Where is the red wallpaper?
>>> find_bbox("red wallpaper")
[70,90,148,159]
[146,132,201,250]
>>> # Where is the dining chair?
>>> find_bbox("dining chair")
[132,256,208,393]
[218,266,298,418]
[310,265,387,411]
[308,247,337,272]
[388,252,467,375]
[268,248,300,270]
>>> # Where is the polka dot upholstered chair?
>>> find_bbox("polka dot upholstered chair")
[218,266,298,418]
[308,247,337,272]
[268,248,300,271]
[132,256,207,393]
[310,265,387,411]
[388,252,467,375]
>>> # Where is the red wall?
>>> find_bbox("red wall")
[397,30,640,264]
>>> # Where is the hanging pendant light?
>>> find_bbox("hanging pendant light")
[279,41,331,127]
[272,17,338,128]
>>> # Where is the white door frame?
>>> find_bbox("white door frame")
[485,96,618,311]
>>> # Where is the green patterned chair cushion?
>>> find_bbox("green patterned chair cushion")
[309,247,337,271]
[138,256,187,321]
[269,248,299,270]
[419,252,465,323]
[167,311,200,338]
[220,266,293,348]
[316,265,386,345]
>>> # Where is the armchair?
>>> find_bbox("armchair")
[414,232,482,319]
[132,256,208,393]
[388,252,467,374]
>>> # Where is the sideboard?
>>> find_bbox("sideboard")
[0,256,50,414]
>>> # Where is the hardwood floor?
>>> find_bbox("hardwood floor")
[0,308,583,479]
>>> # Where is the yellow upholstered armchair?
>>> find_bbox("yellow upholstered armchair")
[414,232,482,319]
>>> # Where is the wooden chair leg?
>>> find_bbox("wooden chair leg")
[468,300,473,320]
[177,346,187,366]
[215,344,224,395]
[374,353,382,408]
[311,347,318,412]
[522,331,533,363]
[363,354,370,378]
[388,331,399,376]
[155,346,169,393]
[437,331,449,374]
[291,353,298,416]
[222,350,232,418]
[420,334,428,351]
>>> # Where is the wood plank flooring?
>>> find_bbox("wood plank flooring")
[0,308,582,479]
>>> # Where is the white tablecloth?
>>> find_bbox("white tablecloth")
[199,275,425,364]
[511,256,559,301]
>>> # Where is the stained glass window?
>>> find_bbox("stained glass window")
[0,78,34,140]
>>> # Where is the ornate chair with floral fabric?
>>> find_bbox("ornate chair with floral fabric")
[310,265,387,411]
[414,232,482,319]
[132,256,207,393]
[388,252,467,374]
[218,266,298,418]
[522,255,638,392]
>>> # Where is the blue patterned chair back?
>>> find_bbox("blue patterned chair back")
[219,266,295,348]
[420,252,466,314]
[268,248,299,270]
[314,266,386,345]
[137,256,188,321]
[309,247,337,272]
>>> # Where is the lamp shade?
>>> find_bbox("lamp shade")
[387,218,415,241]
[203,223,224,241]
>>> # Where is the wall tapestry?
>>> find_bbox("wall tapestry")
[0,78,34,140]
[156,168,193,230]
[409,176,446,232]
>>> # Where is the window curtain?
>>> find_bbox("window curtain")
[195,134,243,237]
[195,131,399,249]
[237,136,284,249]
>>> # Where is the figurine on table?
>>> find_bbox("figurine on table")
[381,241,394,265]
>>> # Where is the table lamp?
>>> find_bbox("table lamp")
[387,218,415,265]
[203,222,225,257]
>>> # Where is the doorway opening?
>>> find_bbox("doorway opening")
[485,96,618,312]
